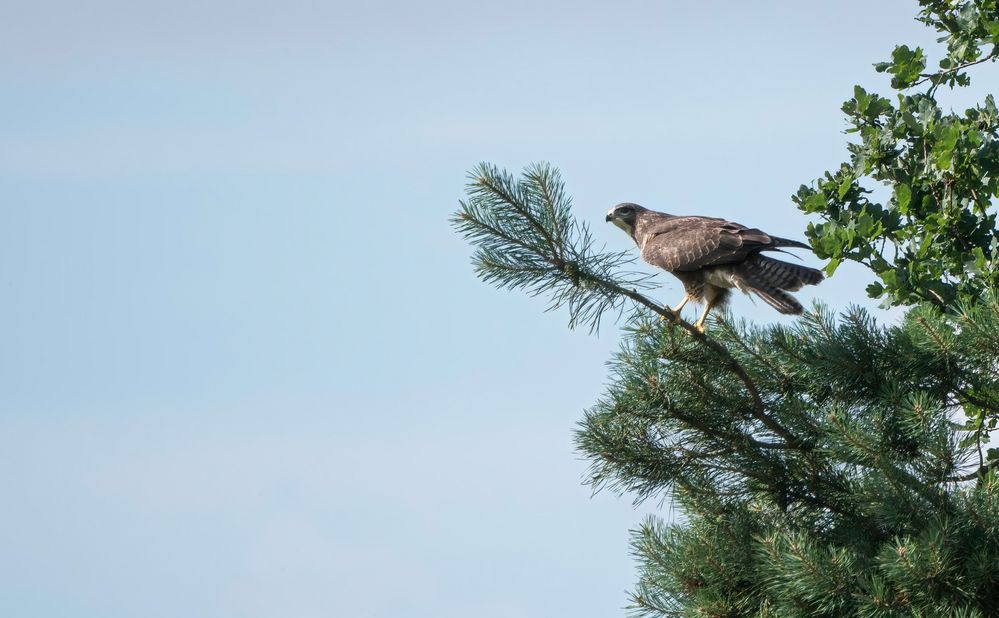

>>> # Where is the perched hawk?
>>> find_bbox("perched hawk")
[606,203,823,332]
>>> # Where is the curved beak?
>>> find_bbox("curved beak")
[605,213,614,222]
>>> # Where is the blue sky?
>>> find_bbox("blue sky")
[2,1,995,616]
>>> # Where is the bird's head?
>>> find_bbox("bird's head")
[605,203,645,236]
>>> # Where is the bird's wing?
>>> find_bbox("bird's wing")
[640,216,775,272]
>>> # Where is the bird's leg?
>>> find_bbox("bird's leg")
[659,295,689,321]
[694,301,714,333]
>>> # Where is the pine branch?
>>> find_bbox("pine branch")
[452,162,656,333]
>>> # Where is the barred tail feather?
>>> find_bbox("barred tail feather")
[734,254,823,315]
[748,286,804,315]
[740,255,823,291]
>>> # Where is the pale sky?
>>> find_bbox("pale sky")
[1,2,990,617]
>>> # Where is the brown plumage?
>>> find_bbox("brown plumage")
[605,203,823,331]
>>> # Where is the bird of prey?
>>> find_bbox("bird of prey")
[606,203,823,332]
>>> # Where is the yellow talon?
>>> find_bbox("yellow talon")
[693,300,714,333]
[660,295,690,322]
[659,310,676,322]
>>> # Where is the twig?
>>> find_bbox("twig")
[913,52,999,87]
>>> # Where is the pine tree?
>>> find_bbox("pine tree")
[453,2,999,616]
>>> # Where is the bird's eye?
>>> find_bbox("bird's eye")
[618,207,633,215]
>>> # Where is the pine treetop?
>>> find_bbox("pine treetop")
[452,1,999,615]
